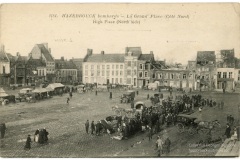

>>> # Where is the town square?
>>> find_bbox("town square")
[0,3,239,158]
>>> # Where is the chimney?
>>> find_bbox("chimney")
[61,56,64,61]
[16,52,20,56]
[101,51,104,55]
[87,49,93,56]
[43,43,48,49]
[150,51,153,55]
[1,45,5,52]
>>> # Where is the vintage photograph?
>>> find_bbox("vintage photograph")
[0,3,239,158]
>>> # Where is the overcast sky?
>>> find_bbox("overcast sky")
[1,3,239,64]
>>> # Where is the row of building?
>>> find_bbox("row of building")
[0,43,240,91]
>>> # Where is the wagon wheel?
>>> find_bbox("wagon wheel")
[188,127,197,135]
[177,123,184,133]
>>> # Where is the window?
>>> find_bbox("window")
[152,73,156,78]
[145,64,148,70]
[39,70,41,76]
[127,78,131,84]
[97,70,100,76]
[127,61,131,67]
[112,78,114,84]
[107,71,110,76]
[97,65,100,69]
[139,72,143,78]
[218,72,221,78]
[127,70,131,76]
[85,77,88,83]
[2,66,5,74]
[164,73,168,79]
[102,70,105,76]
[120,78,122,84]
[183,74,186,79]
[116,71,118,76]
[107,65,110,69]
[85,70,88,76]
[133,70,137,75]
[112,65,114,69]
[223,72,227,78]
[134,61,137,67]
[229,72,232,78]
[159,73,162,79]
[120,71,123,76]
[120,65,123,69]
[115,78,118,84]
[91,70,94,76]
[85,65,88,70]
[140,64,143,69]
[170,73,174,79]
[112,71,114,76]
[144,71,148,77]
[91,65,94,70]
[116,65,119,69]
[102,65,105,70]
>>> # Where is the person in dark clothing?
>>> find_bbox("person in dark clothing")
[43,128,49,143]
[224,124,231,138]
[148,127,153,141]
[0,123,6,139]
[69,92,73,98]
[147,94,149,100]
[95,90,97,96]
[24,135,31,150]
[67,97,70,104]
[85,120,89,134]
[110,92,112,99]
[38,129,44,144]
[164,137,171,154]
[91,121,95,135]
[96,121,101,136]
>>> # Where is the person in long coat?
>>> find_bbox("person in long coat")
[24,135,31,150]
[38,129,44,144]
[225,124,231,138]
[85,120,89,134]
[91,121,95,135]
[43,128,49,143]
[34,129,39,142]
[0,123,6,139]
[164,137,171,154]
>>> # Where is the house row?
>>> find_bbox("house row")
[0,44,80,87]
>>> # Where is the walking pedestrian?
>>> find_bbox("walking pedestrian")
[67,97,70,104]
[24,135,31,150]
[156,136,164,157]
[91,121,95,135]
[85,120,89,134]
[43,128,49,143]
[148,126,153,141]
[224,124,231,138]
[0,123,6,139]
[34,129,39,142]
[38,129,44,144]
[147,94,149,100]
[69,92,73,98]
[164,137,171,154]
[95,90,97,96]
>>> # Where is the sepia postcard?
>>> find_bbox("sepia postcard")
[0,3,239,158]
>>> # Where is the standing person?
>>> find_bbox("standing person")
[38,129,44,144]
[156,136,164,157]
[95,90,97,96]
[34,129,39,142]
[164,137,171,154]
[85,120,89,134]
[67,97,70,104]
[91,121,95,135]
[96,121,101,136]
[0,123,6,139]
[147,94,149,100]
[43,128,49,143]
[224,124,231,138]
[148,126,153,141]
[110,92,112,99]
[24,135,31,150]
[69,92,73,98]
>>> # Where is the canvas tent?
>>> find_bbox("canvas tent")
[46,83,65,90]
[0,88,8,97]
[32,88,49,93]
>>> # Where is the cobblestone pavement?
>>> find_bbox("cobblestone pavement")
[0,89,239,157]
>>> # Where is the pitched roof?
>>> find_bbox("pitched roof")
[125,47,142,57]
[55,59,78,69]
[0,52,9,62]
[196,51,216,65]
[26,58,46,67]
[85,54,124,63]
[36,44,54,62]
[138,54,154,61]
